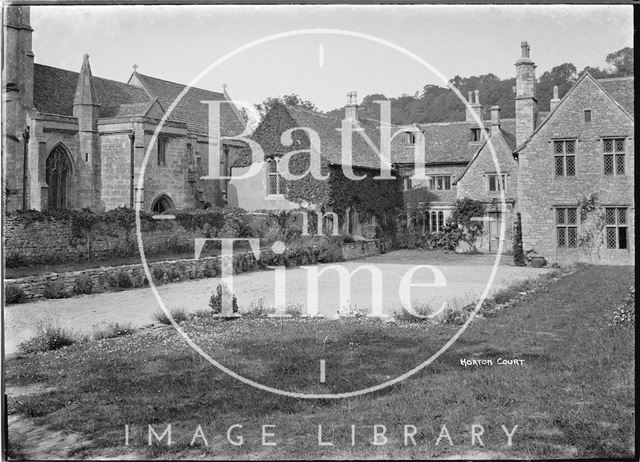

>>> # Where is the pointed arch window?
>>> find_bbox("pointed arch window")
[46,145,73,210]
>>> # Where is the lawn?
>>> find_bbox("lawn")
[4,265,635,459]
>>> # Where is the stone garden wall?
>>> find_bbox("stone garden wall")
[5,237,382,303]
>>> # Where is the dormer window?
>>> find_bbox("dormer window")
[405,132,416,145]
[470,128,482,142]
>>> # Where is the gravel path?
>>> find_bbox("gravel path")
[4,250,548,354]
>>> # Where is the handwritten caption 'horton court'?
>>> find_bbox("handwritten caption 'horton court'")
[460,358,526,367]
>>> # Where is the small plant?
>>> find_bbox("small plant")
[203,261,218,278]
[93,322,136,340]
[131,268,147,287]
[243,299,274,318]
[43,280,68,299]
[152,266,166,284]
[153,307,190,325]
[393,303,434,322]
[18,325,79,354]
[73,274,94,295]
[116,271,134,289]
[345,305,368,318]
[610,286,635,327]
[5,283,27,304]
[440,306,469,325]
[284,303,304,317]
[209,283,239,314]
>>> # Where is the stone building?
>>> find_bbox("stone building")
[229,96,403,237]
[513,46,634,264]
[3,5,246,213]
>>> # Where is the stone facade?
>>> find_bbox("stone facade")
[516,74,634,264]
[3,5,246,214]
[456,110,518,252]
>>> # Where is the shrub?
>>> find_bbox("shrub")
[209,282,239,314]
[170,266,183,281]
[284,303,303,317]
[361,223,377,239]
[93,322,136,340]
[512,213,526,266]
[491,286,520,305]
[5,251,28,268]
[317,237,344,263]
[153,307,190,325]
[393,304,434,322]
[152,266,166,284]
[440,306,469,325]
[18,325,79,354]
[116,271,134,289]
[73,274,94,295]
[203,261,218,278]
[243,299,274,318]
[131,268,147,287]
[5,283,27,304]
[43,280,68,299]
[610,286,635,327]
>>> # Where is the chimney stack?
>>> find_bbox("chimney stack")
[465,89,484,123]
[490,106,501,134]
[550,85,560,111]
[345,91,358,122]
[514,40,537,147]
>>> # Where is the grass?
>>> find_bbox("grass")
[93,322,136,341]
[17,324,85,355]
[4,265,634,459]
[152,307,191,325]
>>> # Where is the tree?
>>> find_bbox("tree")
[258,94,318,116]
[606,47,633,76]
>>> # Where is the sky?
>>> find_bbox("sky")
[30,4,633,111]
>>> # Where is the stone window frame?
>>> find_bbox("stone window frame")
[552,138,577,178]
[602,137,626,176]
[470,128,482,143]
[555,206,579,250]
[604,206,629,250]
[428,175,452,191]
[584,109,592,123]
[485,172,508,193]
[405,131,416,145]
[266,157,286,197]
[157,136,168,167]
[428,210,445,232]
[403,176,413,191]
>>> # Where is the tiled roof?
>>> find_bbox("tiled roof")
[597,76,634,117]
[393,117,516,165]
[33,63,149,117]
[99,102,152,118]
[285,106,389,170]
[131,73,246,136]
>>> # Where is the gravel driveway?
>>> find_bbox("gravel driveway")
[4,250,548,354]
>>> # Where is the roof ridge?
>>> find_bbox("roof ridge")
[596,75,634,82]
[135,72,224,96]
[35,62,145,92]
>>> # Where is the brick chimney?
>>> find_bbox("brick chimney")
[489,105,501,135]
[465,89,483,123]
[514,41,537,147]
[549,85,560,111]
[345,91,358,122]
